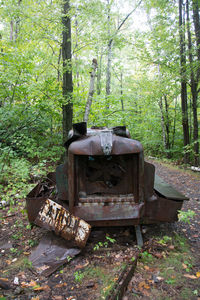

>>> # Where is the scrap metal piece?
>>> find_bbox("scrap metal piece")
[154,175,189,201]
[64,122,87,148]
[112,126,130,138]
[29,232,81,276]
[35,199,91,248]
[0,241,13,250]
[135,225,143,247]
[56,163,68,201]
[26,174,56,224]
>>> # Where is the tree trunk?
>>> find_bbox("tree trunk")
[120,72,124,111]
[157,65,171,157]
[57,47,62,82]
[15,0,22,41]
[105,0,112,108]
[164,95,170,155]
[105,1,141,107]
[186,0,199,165]
[179,0,190,163]
[10,21,14,41]
[97,47,103,95]
[106,43,112,97]
[84,59,98,122]
[74,15,80,88]
[62,0,73,144]
[172,97,178,149]
[192,0,200,80]
[158,97,167,152]
[0,34,2,106]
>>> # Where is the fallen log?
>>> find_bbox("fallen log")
[105,255,138,300]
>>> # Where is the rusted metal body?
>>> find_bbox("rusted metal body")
[65,125,145,226]
[64,123,188,225]
[26,123,189,244]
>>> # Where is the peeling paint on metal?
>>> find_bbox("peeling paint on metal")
[35,199,91,248]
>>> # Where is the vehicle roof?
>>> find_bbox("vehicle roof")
[68,134,143,156]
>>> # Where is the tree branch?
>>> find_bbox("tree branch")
[109,0,142,44]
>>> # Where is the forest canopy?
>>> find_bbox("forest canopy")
[0,0,199,195]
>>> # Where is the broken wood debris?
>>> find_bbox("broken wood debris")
[105,256,138,300]
[191,166,200,172]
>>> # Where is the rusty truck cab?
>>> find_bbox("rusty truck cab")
[67,127,145,226]
[63,123,188,226]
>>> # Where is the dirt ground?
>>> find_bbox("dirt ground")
[0,159,200,300]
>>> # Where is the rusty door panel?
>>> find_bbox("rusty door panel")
[144,197,184,223]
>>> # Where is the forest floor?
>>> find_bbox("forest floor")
[0,159,200,300]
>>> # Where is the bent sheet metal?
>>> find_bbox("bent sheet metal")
[29,232,81,276]
[34,199,91,248]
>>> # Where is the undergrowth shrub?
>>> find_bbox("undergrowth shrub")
[0,104,63,204]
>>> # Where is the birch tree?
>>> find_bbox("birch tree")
[84,58,98,122]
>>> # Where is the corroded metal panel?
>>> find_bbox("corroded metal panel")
[143,196,184,223]
[154,175,189,201]
[29,232,81,276]
[56,163,68,201]
[78,194,135,205]
[74,203,144,223]
[26,173,56,223]
[35,199,91,248]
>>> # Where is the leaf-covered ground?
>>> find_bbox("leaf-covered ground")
[0,159,200,300]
